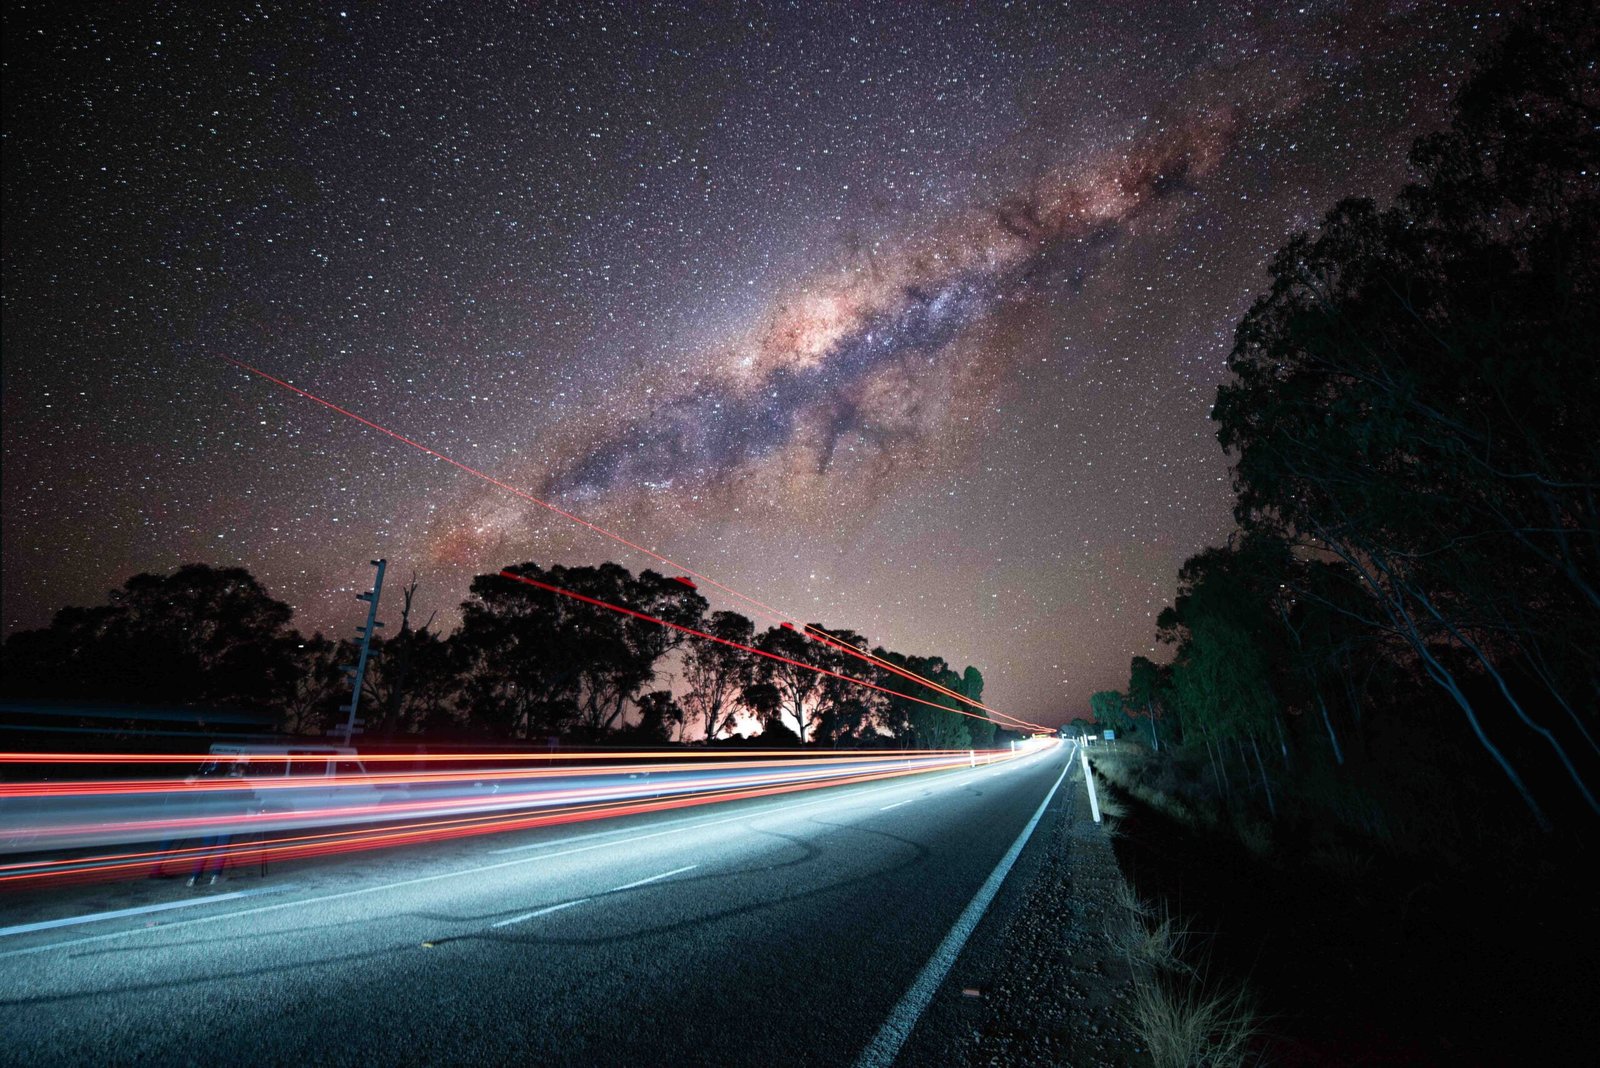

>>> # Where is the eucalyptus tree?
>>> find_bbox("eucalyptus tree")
[1212,4,1599,827]
[0,563,301,713]
[681,610,757,741]
[455,562,706,740]
[872,649,972,749]
[751,625,822,744]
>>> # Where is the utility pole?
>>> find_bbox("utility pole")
[336,558,386,746]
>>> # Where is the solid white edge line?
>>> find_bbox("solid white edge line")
[854,746,1075,1068]
[490,898,590,928]
[607,864,698,893]
[0,884,298,938]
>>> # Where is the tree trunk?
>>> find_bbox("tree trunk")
[1316,691,1345,766]
[1423,594,1599,819]
[1317,528,1553,830]
[1206,738,1229,795]
[1419,644,1551,832]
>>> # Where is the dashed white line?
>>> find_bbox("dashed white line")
[491,899,590,928]
[608,864,697,892]
[1,750,1052,960]
[489,863,696,930]
[879,800,914,811]
[0,884,297,938]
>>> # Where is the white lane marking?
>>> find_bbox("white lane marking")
[607,864,697,893]
[880,800,914,811]
[491,898,590,928]
[1,749,1057,960]
[489,856,697,927]
[0,884,297,938]
[0,786,871,959]
[855,752,1074,1068]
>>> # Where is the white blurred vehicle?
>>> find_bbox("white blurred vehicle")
[199,743,385,814]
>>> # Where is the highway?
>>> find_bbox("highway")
[0,743,1079,1066]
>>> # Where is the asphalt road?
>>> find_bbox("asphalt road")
[1,744,1079,1067]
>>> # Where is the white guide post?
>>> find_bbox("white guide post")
[1080,743,1101,823]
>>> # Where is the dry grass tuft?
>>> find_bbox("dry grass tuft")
[1098,792,1131,821]
[1111,895,1197,978]
[1114,879,1155,921]
[1127,975,1261,1068]
[1125,908,1194,976]
[1110,870,1263,1065]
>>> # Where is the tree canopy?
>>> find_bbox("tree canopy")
[1110,2,1600,832]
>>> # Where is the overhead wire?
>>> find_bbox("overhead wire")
[495,570,1043,731]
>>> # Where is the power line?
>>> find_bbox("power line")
[495,570,1047,732]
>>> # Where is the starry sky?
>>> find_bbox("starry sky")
[2,1,1507,726]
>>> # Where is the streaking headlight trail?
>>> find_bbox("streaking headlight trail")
[0,743,1056,886]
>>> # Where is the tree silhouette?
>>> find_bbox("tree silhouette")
[681,611,757,741]
[1212,0,1599,826]
[751,625,822,744]
[1,563,300,711]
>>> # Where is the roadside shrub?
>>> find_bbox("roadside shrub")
[1128,976,1261,1068]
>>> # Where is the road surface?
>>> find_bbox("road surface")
[1,744,1080,1066]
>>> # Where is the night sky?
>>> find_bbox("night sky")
[2,2,1505,725]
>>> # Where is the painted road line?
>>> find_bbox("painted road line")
[0,749,1055,960]
[0,884,297,938]
[490,863,698,929]
[0,785,895,959]
[491,899,590,928]
[855,750,1074,1068]
[608,864,697,893]
[880,800,914,811]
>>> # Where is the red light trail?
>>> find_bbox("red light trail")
[0,746,1051,887]
[0,747,1001,766]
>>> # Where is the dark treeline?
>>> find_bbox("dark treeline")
[1,561,1002,750]
[1088,1,1598,850]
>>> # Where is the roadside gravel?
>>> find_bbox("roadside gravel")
[956,782,1148,1067]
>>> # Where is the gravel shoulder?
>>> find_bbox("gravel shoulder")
[901,756,1148,1067]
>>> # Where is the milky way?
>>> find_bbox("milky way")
[541,86,1253,509]
[2,2,1507,723]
